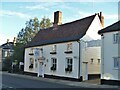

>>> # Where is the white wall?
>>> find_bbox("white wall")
[24,41,80,79]
[101,31,119,80]
[84,47,101,74]
[82,15,102,41]
[80,15,102,80]
[24,14,103,80]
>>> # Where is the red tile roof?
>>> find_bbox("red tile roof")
[98,20,120,34]
[26,14,96,48]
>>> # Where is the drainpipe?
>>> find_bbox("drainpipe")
[101,34,104,79]
[77,40,81,80]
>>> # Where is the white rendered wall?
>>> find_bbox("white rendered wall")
[82,15,102,41]
[24,41,80,79]
[83,47,101,74]
[101,31,119,80]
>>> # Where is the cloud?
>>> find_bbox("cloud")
[78,11,118,20]
[78,11,92,17]
[23,2,58,10]
[25,5,49,10]
[104,14,118,20]
[0,10,31,19]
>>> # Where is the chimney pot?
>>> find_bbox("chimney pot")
[99,12,104,27]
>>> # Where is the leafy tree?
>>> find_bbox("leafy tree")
[13,17,52,64]
[17,17,52,45]
[12,43,24,63]
[40,16,52,29]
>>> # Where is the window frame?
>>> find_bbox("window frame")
[67,43,72,51]
[113,57,120,69]
[65,57,73,72]
[29,57,34,69]
[113,33,120,44]
[51,58,57,71]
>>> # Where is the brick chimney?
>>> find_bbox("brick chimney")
[99,12,104,27]
[53,11,62,26]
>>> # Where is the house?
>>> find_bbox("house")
[0,38,16,70]
[24,11,104,81]
[98,21,120,85]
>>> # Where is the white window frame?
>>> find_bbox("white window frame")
[52,45,56,52]
[51,58,57,70]
[67,43,72,51]
[65,57,73,72]
[29,58,34,68]
[113,57,120,69]
[113,33,120,44]
[98,59,101,64]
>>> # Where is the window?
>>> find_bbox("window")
[67,43,72,51]
[113,57,120,69]
[113,33,120,44]
[98,59,100,64]
[52,45,56,52]
[50,45,57,54]
[51,58,57,71]
[4,51,8,57]
[91,58,94,64]
[65,58,73,72]
[29,48,34,55]
[29,58,34,69]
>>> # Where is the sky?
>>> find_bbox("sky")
[0,1,119,45]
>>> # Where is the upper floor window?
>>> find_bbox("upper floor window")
[51,58,57,71]
[65,58,73,72]
[50,45,57,54]
[52,45,56,52]
[113,57,120,69]
[67,43,72,51]
[113,33,120,44]
[29,48,34,55]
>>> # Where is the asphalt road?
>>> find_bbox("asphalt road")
[1,73,76,88]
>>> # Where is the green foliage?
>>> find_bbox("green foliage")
[13,17,52,63]
[17,17,52,45]
[40,16,52,29]
[12,43,24,63]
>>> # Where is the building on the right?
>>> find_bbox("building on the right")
[98,20,120,85]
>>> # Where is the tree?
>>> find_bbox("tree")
[17,17,52,45]
[12,17,52,64]
[40,16,52,29]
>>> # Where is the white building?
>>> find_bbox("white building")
[24,11,104,81]
[98,20,120,85]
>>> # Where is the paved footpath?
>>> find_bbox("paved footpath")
[1,72,120,89]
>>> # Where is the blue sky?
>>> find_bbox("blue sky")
[0,1,119,45]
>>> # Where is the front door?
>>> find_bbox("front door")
[38,62,44,77]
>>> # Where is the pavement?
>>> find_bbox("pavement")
[1,71,120,89]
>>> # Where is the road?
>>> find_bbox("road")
[1,73,76,88]
[1,72,119,89]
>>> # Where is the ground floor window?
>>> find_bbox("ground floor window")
[51,58,57,71]
[65,58,73,72]
[29,58,34,69]
[113,57,120,69]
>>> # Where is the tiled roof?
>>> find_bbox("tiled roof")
[26,14,96,48]
[98,20,120,34]
[0,42,14,49]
